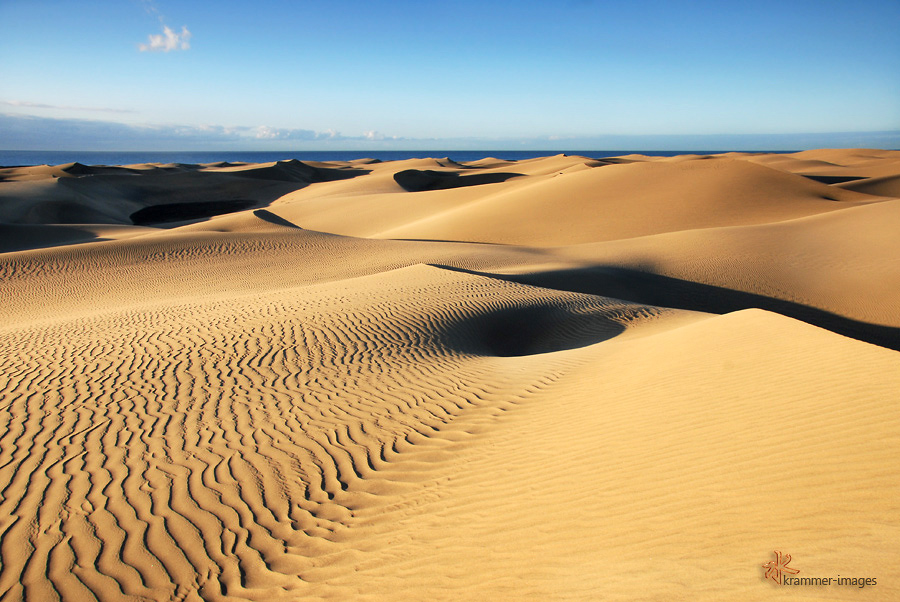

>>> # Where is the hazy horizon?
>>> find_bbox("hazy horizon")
[2,111,898,153]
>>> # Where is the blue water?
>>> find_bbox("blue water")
[0,149,797,167]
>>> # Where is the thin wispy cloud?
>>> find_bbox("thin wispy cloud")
[252,126,330,141]
[0,113,411,150]
[139,25,192,52]
[1,100,136,114]
[364,131,402,141]
[140,0,164,20]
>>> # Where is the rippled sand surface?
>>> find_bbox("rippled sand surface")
[1,150,898,600]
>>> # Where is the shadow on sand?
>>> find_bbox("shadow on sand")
[432,264,900,352]
[394,169,523,192]
[438,299,627,357]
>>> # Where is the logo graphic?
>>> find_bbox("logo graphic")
[762,550,800,584]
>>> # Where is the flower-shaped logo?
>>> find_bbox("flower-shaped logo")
[762,550,800,584]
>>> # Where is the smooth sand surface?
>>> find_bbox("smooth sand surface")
[1,150,898,600]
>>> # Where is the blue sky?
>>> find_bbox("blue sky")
[1,0,898,150]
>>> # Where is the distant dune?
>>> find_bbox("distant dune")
[1,150,898,601]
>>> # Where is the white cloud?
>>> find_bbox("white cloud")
[252,126,322,141]
[139,25,191,52]
[363,130,404,142]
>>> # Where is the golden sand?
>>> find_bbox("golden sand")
[1,150,898,600]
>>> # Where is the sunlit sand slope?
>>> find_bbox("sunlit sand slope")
[0,264,701,601]
[331,309,900,601]
[0,149,898,601]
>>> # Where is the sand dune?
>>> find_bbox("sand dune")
[256,154,876,245]
[376,157,875,244]
[836,173,900,197]
[1,149,898,600]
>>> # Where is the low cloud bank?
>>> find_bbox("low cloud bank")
[0,113,406,150]
[1,113,897,151]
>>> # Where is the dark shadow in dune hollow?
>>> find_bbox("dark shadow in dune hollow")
[0,224,109,253]
[51,160,373,227]
[800,174,868,185]
[313,164,375,182]
[130,199,259,225]
[440,301,627,357]
[434,265,900,352]
[393,169,523,192]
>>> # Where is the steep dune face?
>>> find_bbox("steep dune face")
[374,158,873,244]
[836,173,900,197]
[545,198,900,332]
[0,149,898,601]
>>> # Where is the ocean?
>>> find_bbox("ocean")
[0,149,795,167]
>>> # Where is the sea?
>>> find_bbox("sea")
[0,149,796,167]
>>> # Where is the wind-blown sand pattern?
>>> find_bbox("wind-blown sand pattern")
[1,150,899,601]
